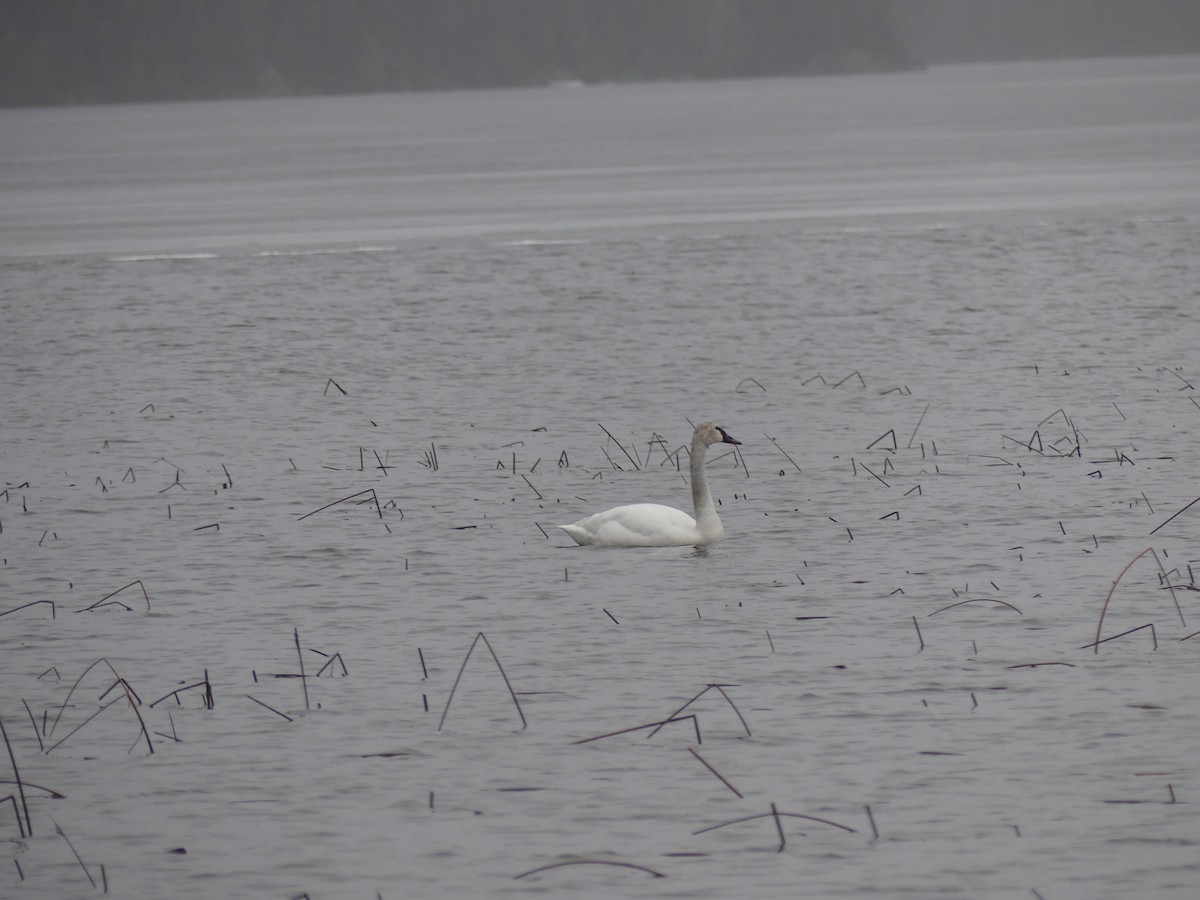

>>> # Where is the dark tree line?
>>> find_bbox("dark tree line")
[892,0,1200,64]
[0,0,913,106]
[2,0,1196,107]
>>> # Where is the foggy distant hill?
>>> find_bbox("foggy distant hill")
[893,0,1200,64]
[0,0,913,106]
[1,0,1197,107]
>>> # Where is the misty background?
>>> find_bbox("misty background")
[3,0,1199,107]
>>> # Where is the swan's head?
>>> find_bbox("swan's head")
[695,421,741,446]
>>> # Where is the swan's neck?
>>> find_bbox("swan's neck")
[690,433,723,540]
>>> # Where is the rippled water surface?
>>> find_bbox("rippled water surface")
[2,56,1200,898]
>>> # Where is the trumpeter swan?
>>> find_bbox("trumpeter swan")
[560,421,741,547]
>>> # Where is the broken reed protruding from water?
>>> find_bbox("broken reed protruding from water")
[438,632,527,731]
[1,794,25,838]
[575,714,702,745]
[98,678,155,755]
[147,670,214,710]
[867,429,897,451]
[693,804,857,852]
[763,434,801,473]
[646,684,751,740]
[1150,494,1200,536]
[928,598,1024,616]
[246,695,293,722]
[597,423,641,470]
[77,580,150,613]
[1080,622,1158,652]
[1093,547,1182,653]
[314,653,349,678]
[420,442,439,471]
[513,859,666,881]
[907,402,931,448]
[688,747,743,798]
[20,700,43,752]
[0,599,56,620]
[572,684,750,745]
[45,658,153,755]
[299,488,383,521]
[0,716,32,837]
[912,616,925,651]
[294,628,310,711]
[52,818,96,889]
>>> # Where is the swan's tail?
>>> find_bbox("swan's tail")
[558,524,590,545]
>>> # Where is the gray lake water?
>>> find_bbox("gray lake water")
[2,55,1199,898]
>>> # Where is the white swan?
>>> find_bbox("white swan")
[560,421,741,547]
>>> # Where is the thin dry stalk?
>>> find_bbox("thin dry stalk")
[573,714,701,745]
[0,795,25,838]
[929,599,1023,616]
[52,819,95,889]
[688,747,743,798]
[78,580,149,613]
[298,488,382,521]
[1150,495,1200,536]
[246,695,293,721]
[0,600,56,620]
[438,632,527,731]
[294,629,310,710]
[764,434,802,472]
[597,424,641,470]
[1093,548,1181,653]
[513,860,665,880]
[0,716,31,836]
[646,683,750,739]
[45,667,152,755]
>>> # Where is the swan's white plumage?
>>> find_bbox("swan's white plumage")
[559,503,702,547]
[559,421,740,547]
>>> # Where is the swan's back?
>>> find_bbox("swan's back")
[560,503,704,547]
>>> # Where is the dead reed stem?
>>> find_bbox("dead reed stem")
[52,819,95,888]
[763,434,802,472]
[1,795,25,838]
[907,403,931,448]
[246,695,293,721]
[865,804,879,840]
[1093,548,1181,653]
[646,684,750,739]
[929,599,1023,616]
[21,700,43,752]
[1081,622,1157,651]
[294,628,310,711]
[97,678,154,755]
[597,423,641,470]
[513,860,665,880]
[0,599,56,620]
[298,488,382,521]
[1150,495,1200,536]
[688,747,743,797]
[47,658,148,750]
[438,632,527,731]
[77,580,149,613]
[0,716,31,836]
[693,805,857,850]
[574,715,701,745]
